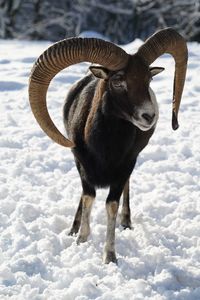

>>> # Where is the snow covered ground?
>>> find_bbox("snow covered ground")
[0,36,200,300]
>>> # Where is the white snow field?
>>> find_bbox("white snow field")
[0,36,200,300]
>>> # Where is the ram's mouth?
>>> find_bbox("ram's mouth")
[120,112,156,131]
[131,119,156,131]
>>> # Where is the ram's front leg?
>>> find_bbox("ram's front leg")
[76,194,94,243]
[69,173,95,243]
[103,183,125,264]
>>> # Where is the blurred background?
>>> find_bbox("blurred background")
[0,0,199,43]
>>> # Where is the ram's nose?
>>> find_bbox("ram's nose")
[141,113,156,125]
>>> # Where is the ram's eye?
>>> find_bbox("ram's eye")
[111,75,126,89]
[113,79,122,87]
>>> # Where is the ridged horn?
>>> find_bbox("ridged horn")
[136,28,188,130]
[29,37,129,147]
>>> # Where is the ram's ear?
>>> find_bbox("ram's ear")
[150,67,165,77]
[89,65,110,79]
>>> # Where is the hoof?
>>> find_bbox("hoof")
[121,215,131,230]
[103,251,118,264]
[76,235,88,244]
[68,221,81,236]
[68,230,76,236]
[121,223,132,230]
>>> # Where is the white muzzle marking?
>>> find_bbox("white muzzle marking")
[131,87,159,131]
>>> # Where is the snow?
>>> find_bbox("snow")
[0,37,200,300]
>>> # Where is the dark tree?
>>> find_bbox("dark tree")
[0,0,199,42]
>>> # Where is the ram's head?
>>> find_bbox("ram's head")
[29,28,188,147]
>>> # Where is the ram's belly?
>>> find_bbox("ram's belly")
[84,161,134,187]
[75,144,136,187]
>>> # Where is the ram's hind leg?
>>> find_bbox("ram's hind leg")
[120,178,131,229]
[69,197,83,236]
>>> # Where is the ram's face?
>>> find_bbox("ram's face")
[90,57,164,131]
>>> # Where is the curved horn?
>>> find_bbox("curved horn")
[29,38,129,147]
[136,28,188,130]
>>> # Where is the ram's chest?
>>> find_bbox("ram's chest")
[86,117,136,169]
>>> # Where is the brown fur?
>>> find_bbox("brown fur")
[106,201,119,218]
[84,80,106,143]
